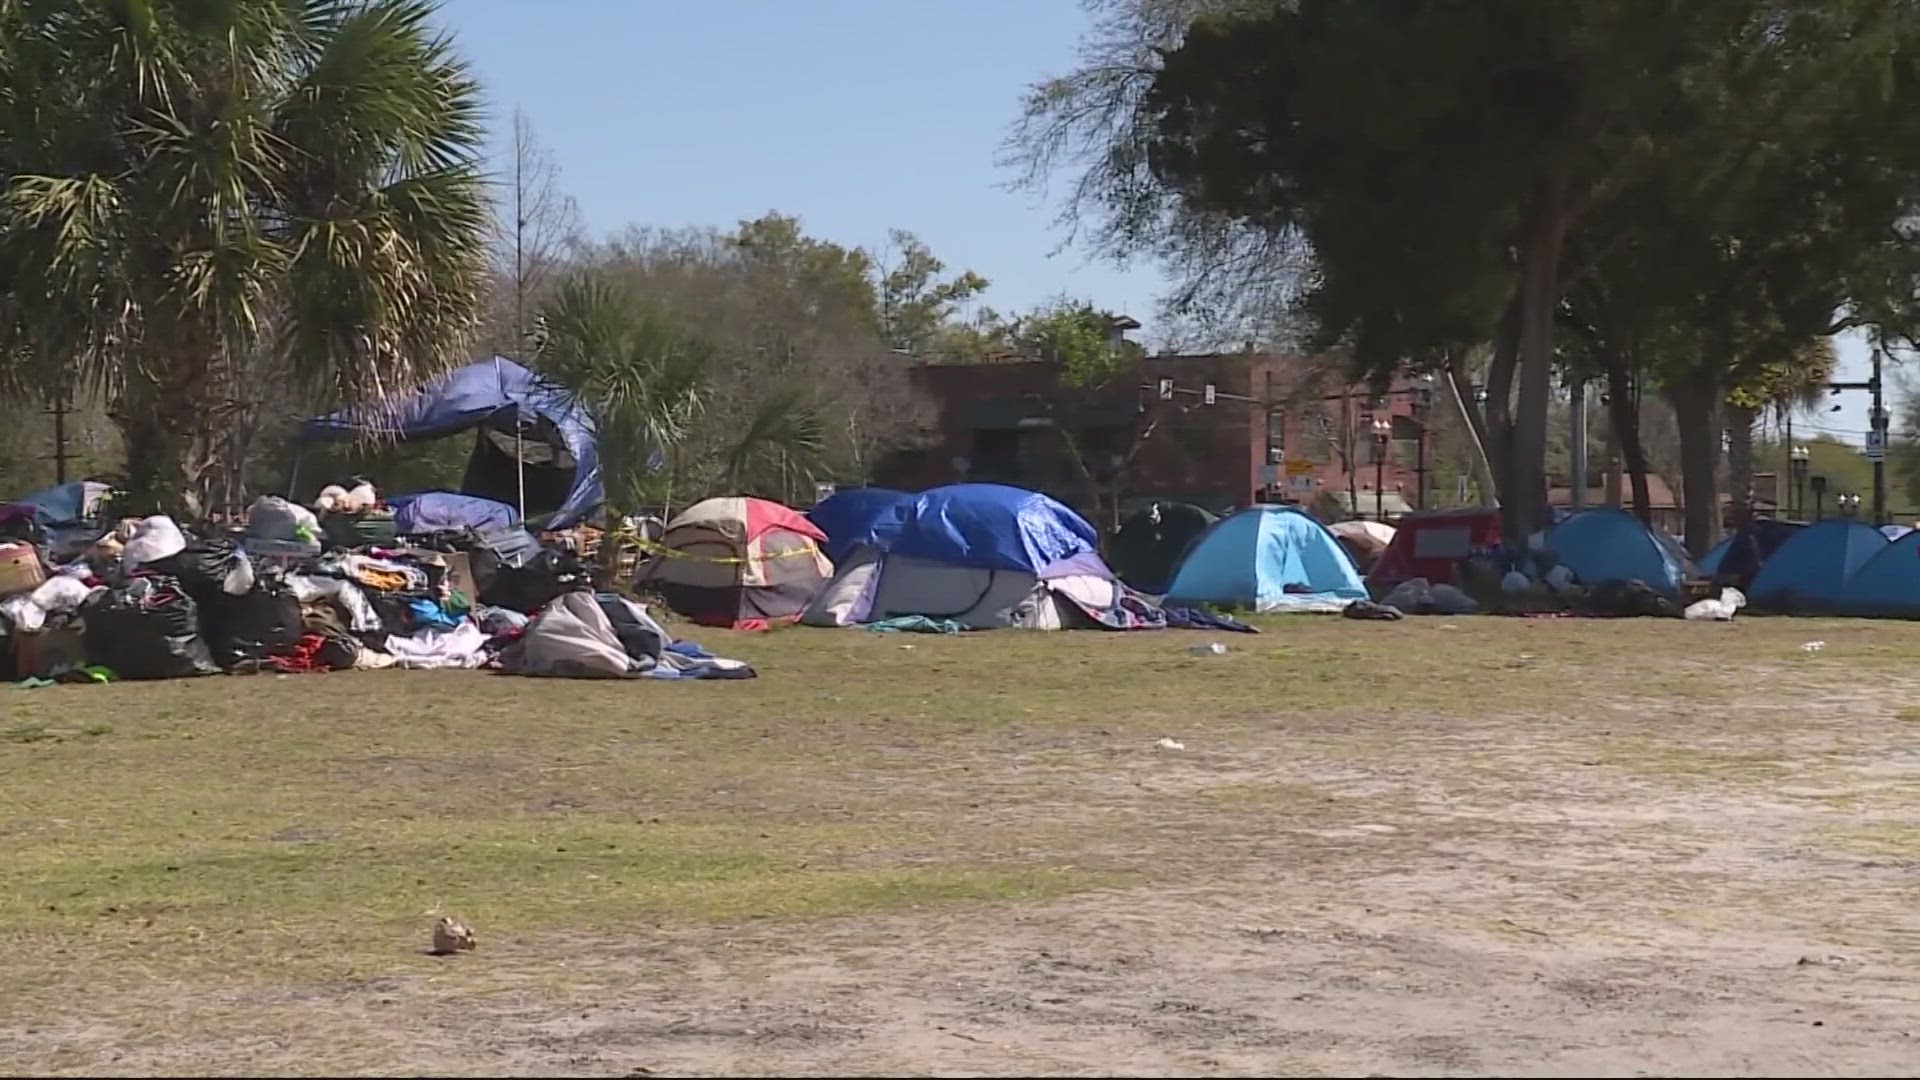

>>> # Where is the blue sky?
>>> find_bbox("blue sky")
[435,0,1881,442]
[436,0,1163,325]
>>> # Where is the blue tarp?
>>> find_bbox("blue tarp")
[2,480,110,528]
[388,491,520,535]
[1550,508,1695,597]
[808,487,912,564]
[889,484,1098,572]
[1837,530,1920,617]
[1748,519,1888,612]
[300,357,602,528]
[1164,505,1366,612]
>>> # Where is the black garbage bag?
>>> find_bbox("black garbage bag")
[480,546,590,614]
[199,579,304,667]
[146,537,245,600]
[84,576,218,680]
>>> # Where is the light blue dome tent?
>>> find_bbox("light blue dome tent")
[1548,508,1695,597]
[1163,505,1366,612]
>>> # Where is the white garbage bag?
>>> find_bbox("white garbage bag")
[27,574,92,614]
[1501,569,1533,594]
[1544,564,1577,593]
[1685,587,1748,622]
[121,515,187,566]
[245,495,319,542]
[0,594,45,632]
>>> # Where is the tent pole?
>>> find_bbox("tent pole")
[516,428,526,524]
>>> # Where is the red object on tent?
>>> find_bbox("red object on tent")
[636,497,832,630]
[1365,508,1502,593]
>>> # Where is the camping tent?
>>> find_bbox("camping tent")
[635,497,832,630]
[298,357,602,528]
[0,480,111,532]
[802,484,1151,629]
[1697,518,1804,587]
[1835,529,1920,618]
[1109,501,1217,594]
[1164,505,1367,612]
[1548,508,1695,597]
[1746,519,1888,613]
[807,487,912,564]
[386,491,520,535]
[1329,519,1396,571]
[1365,508,1502,593]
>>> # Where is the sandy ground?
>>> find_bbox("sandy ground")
[7,629,1920,1076]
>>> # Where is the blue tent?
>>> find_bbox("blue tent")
[1697,518,1805,583]
[807,487,912,564]
[1748,519,1889,612]
[1164,505,1366,612]
[887,484,1098,572]
[1,480,111,529]
[387,491,520,535]
[1550,508,1695,597]
[1836,530,1920,617]
[299,357,602,528]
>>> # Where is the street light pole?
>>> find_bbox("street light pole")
[1872,346,1888,526]
[1811,474,1828,521]
[1412,379,1434,510]
[1372,415,1391,521]
[1789,445,1809,520]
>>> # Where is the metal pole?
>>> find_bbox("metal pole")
[1568,380,1587,512]
[1374,430,1385,521]
[1872,346,1888,526]
[1415,427,1428,510]
[51,388,69,485]
[1344,391,1358,520]
[1784,408,1793,516]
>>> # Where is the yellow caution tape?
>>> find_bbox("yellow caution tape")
[631,537,822,566]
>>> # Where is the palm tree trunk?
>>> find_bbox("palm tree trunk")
[121,360,224,520]
[1666,382,1723,557]
[1724,403,1758,530]
[1508,192,1573,543]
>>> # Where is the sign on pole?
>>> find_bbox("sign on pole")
[1865,429,1887,462]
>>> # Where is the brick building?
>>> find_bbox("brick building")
[871,353,1434,521]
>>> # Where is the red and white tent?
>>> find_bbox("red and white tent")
[636,497,832,630]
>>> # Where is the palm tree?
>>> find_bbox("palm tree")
[0,0,490,516]
[534,274,710,522]
[721,394,828,505]
[1724,337,1836,528]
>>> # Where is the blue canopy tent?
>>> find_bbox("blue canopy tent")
[1164,505,1366,612]
[807,487,912,565]
[1747,519,1888,613]
[298,358,602,528]
[1548,508,1695,597]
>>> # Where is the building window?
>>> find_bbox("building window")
[1300,412,1335,463]
[1265,409,1286,464]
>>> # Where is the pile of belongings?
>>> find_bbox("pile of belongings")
[0,485,754,684]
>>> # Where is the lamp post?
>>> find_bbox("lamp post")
[1372,415,1392,521]
[1789,445,1810,519]
[1840,493,1862,519]
[1411,379,1434,510]
[1811,474,1828,520]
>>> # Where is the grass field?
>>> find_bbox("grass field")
[5,615,1920,1075]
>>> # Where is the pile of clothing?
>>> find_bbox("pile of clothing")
[0,490,755,685]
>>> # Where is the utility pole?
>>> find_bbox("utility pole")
[1872,345,1888,526]
[47,388,69,484]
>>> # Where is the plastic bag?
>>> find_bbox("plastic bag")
[145,537,244,599]
[201,580,304,667]
[1544,564,1578,593]
[222,549,256,595]
[122,516,188,566]
[1685,587,1748,622]
[28,574,93,614]
[83,576,218,679]
[245,495,320,544]
[1500,569,1533,594]
[1,593,46,632]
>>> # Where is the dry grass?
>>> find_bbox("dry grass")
[4,614,1920,1075]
